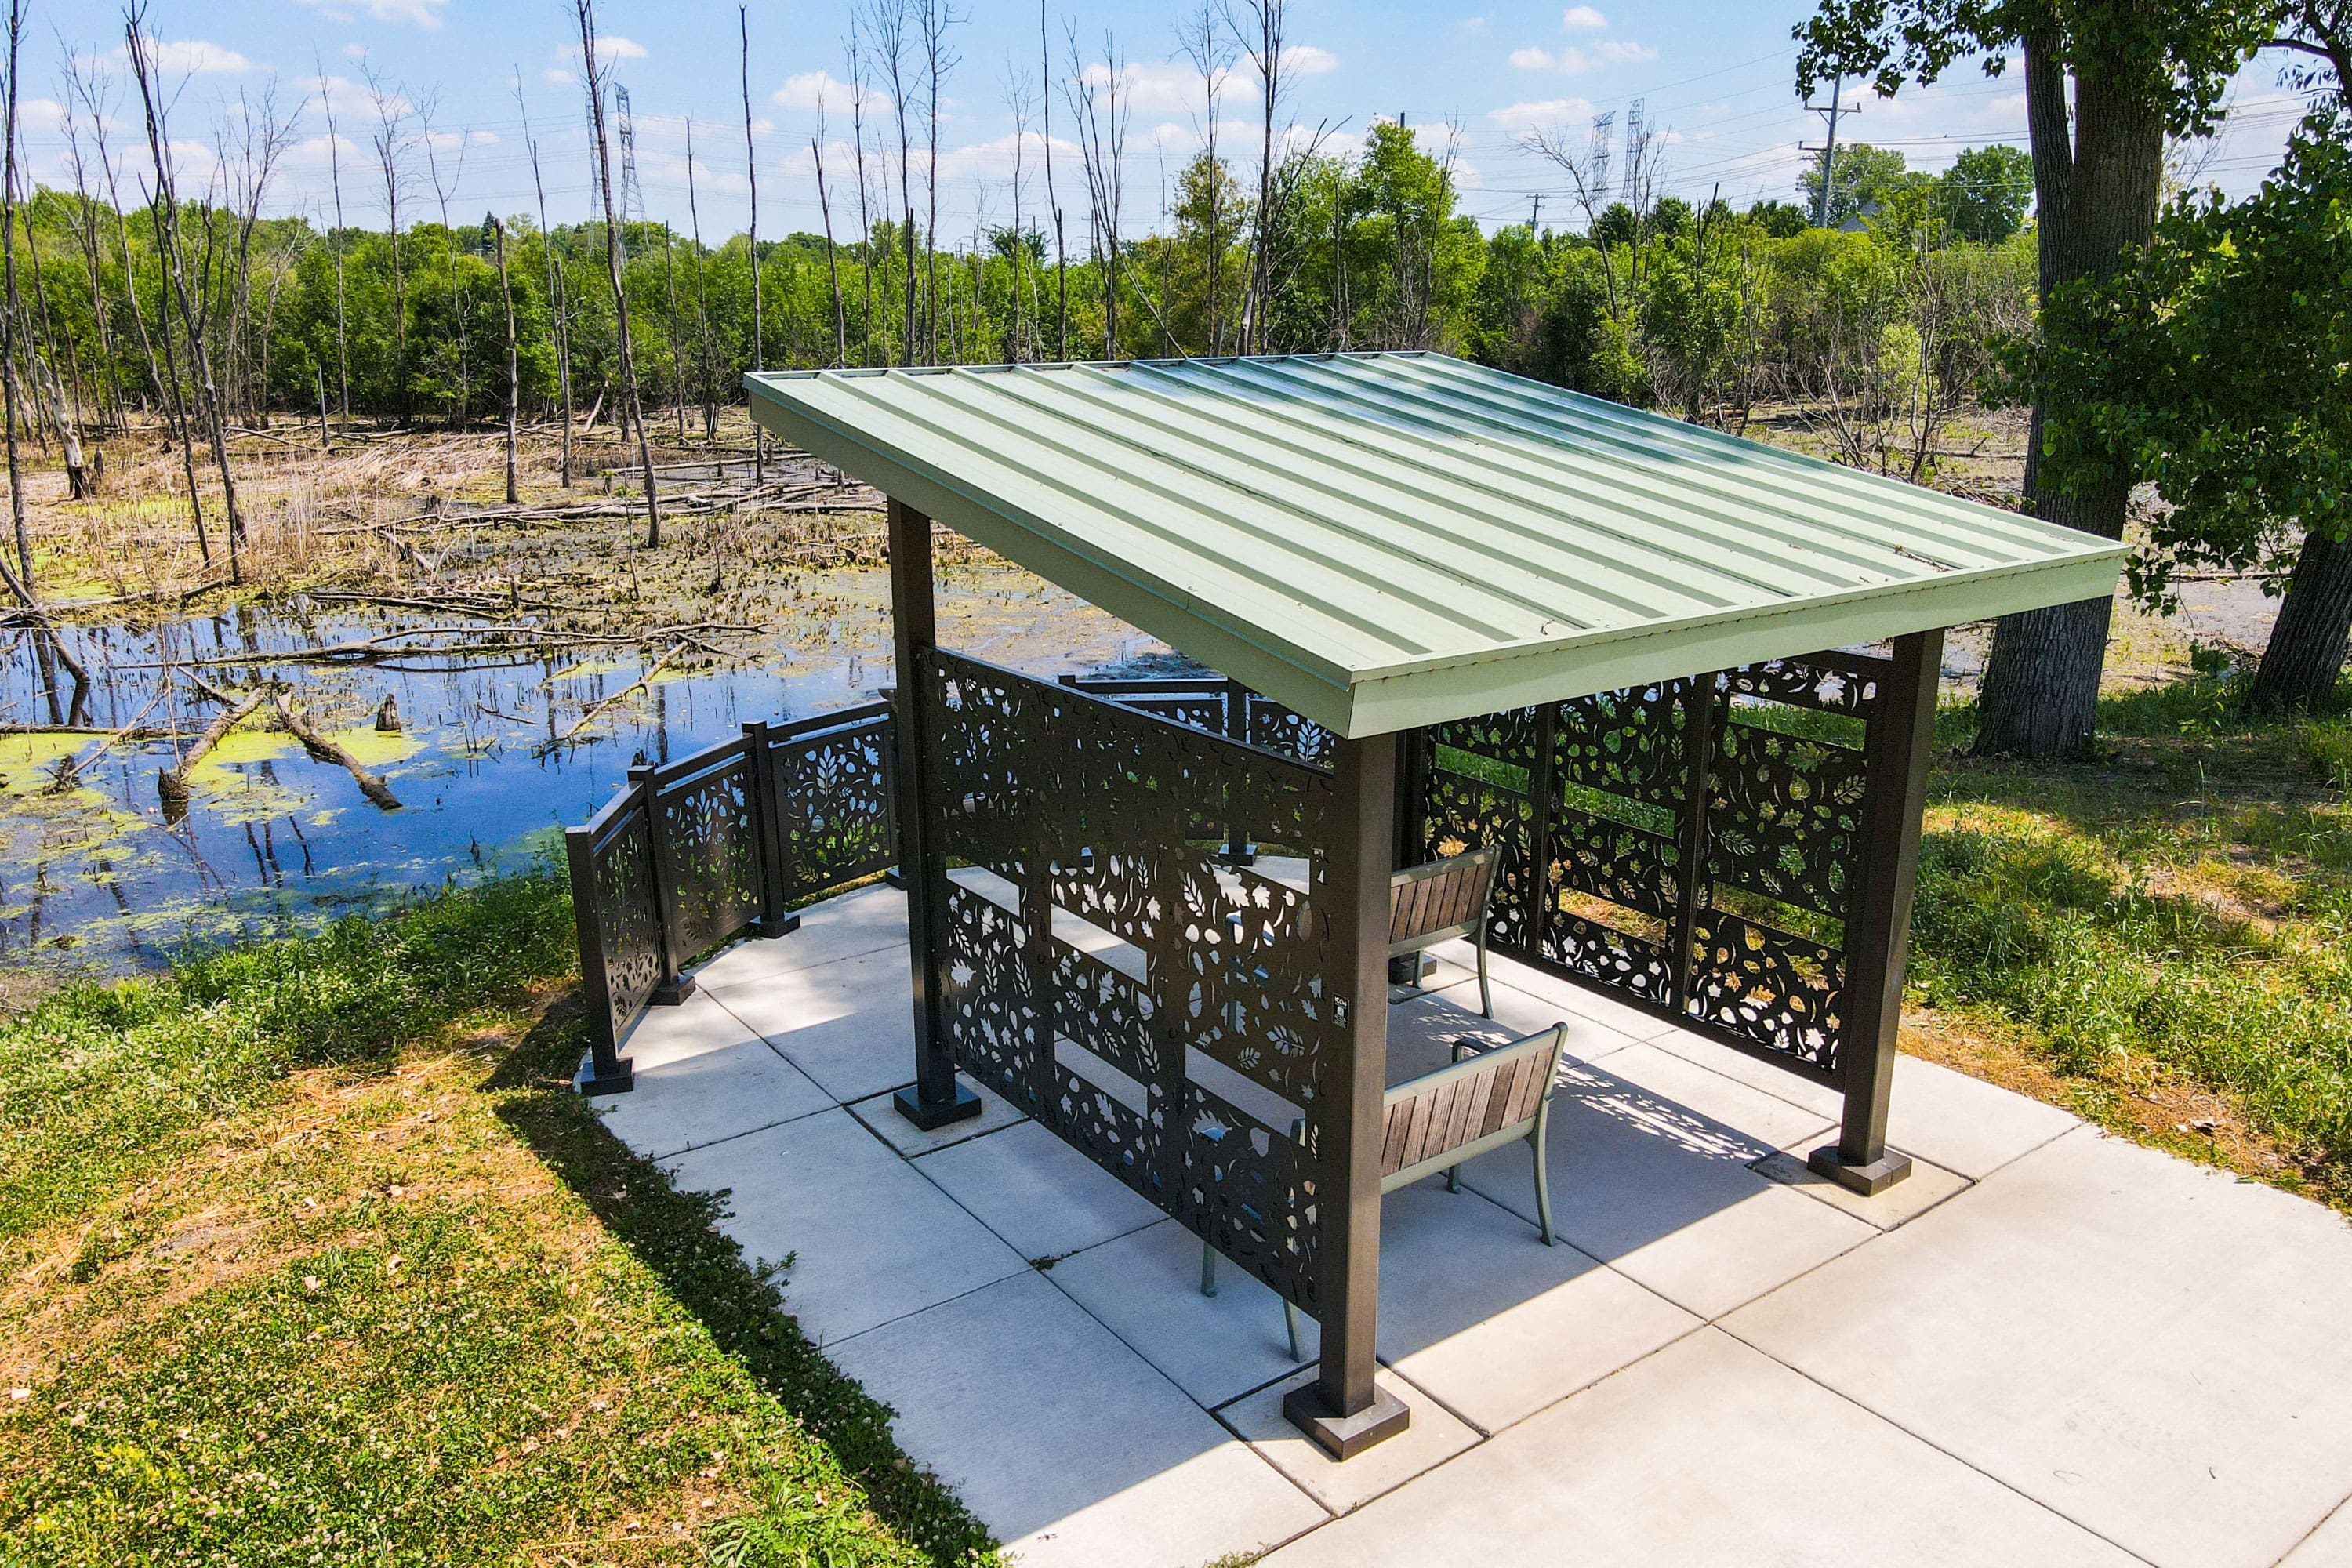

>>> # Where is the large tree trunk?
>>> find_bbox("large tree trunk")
[1972,30,2161,759]
[2249,528,2352,714]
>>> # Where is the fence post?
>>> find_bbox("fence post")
[1525,702,1559,966]
[565,821,634,1094]
[1668,675,1718,1014]
[1222,678,1256,866]
[745,720,802,938]
[633,762,698,1006]
[1809,629,1943,1196]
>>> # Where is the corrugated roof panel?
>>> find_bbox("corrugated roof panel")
[746,352,2126,738]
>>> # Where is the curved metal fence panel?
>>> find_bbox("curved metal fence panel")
[564,700,898,1090]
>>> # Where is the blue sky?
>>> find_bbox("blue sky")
[21,0,2311,242]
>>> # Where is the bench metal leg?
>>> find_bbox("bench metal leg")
[1285,1299,1305,1361]
[1532,1105,1556,1246]
[1475,925,1494,1018]
[1200,1240,1218,1298]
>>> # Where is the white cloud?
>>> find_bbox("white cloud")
[772,69,864,111]
[1509,39,1654,73]
[296,0,448,28]
[1288,44,1339,74]
[130,38,254,74]
[1486,96,1594,129]
[601,35,648,60]
[1459,16,1490,33]
[545,67,575,85]
[1562,5,1609,27]
[340,41,368,58]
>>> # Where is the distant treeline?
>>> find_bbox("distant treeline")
[15,123,2034,470]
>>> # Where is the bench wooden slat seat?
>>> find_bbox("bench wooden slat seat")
[1200,1022,1569,1356]
[1390,844,1504,1017]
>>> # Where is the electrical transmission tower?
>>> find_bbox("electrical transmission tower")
[1618,100,1644,201]
[615,82,645,256]
[1588,111,1614,202]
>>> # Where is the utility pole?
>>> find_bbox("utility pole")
[1529,194,1542,231]
[1802,76,1854,227]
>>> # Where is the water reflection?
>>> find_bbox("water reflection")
[0,575,1168,973]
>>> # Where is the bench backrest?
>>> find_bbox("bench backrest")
[1388,844,1503,956]
[1377,1022,1566,1192]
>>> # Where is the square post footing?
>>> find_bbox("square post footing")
[893,1081,982,1131]
[574,1056,635,1096]
[750,913,803,939]
[1808,1145,1913,1196]
[650,975,698,1007]
[1283,1381,1410,1461]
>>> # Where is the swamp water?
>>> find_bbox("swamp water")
[0,562,1171,974]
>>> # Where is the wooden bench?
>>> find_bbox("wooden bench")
[1201,1022,1569,1356]
[1390,844,1504,1017]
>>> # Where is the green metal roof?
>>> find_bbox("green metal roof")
[745,351,2125,739]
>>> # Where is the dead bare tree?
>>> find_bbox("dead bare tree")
[867,0,918,367]
[0,0,36,583]
[1040,0,1066,358]
[1176,0,1233,354]
[739,5,766,479]
[67,49,209,564]
[1234,0,1287,354]
[517,76,572,487]
[574,0,661,546]
[420,106,472,429]
[1523,111,1624,316]
[920,0,963,363]
[314,53,351,429]
[685,116,719,440]
[361,63,416,423]
[218,84,296,426]
[1001,56,1037,361]
[813,89,849,367]
[493,215,518,504]
[125,7,248,579]
[848,25,880,366]
[55,87,125,432]
[1064,27,1129,358]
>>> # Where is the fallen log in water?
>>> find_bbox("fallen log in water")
[533,644,685,757]
[270,693,402,811]
[160,681,267,818]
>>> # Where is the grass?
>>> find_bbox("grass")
[0,870,993,1564]
[1912,671,2352,1207]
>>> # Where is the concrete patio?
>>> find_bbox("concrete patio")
[591,880,2352,1568]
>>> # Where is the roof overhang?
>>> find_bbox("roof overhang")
[746,354,2126,737]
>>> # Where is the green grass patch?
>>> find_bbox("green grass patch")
[1915,673,2352,1203]
[0,873,993,1563]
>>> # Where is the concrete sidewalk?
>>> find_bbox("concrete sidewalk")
[592,882,2352,1568]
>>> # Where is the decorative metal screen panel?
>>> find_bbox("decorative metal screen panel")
[656,739,764,958]
[1416,650,1890,1083]
[926,651,1342,1312]
[766,706,898,900]
[583,806,664,1047]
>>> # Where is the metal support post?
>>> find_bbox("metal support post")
[1284,731,1410,1460]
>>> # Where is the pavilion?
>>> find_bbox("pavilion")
[621,351,2122,1461]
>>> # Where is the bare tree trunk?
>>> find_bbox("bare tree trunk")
[127,9,248,582]
[868,0,918,367]
[742,5,765,481]
[920,0,959,365]
[684,118,719,441]
[0,0,35,585]
[576,0,661,547]
[495,216,518,504]
[423,110,470,430]
[1041,0,1066,359]
[317,53,352,429]
[1240,0,1287,354]
[814,104,849,367]
[2250,528,2352,714]
[1972,32,2160,759]
[519,82,573,488]
[365,64,412,425]
[70,53,209,563]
